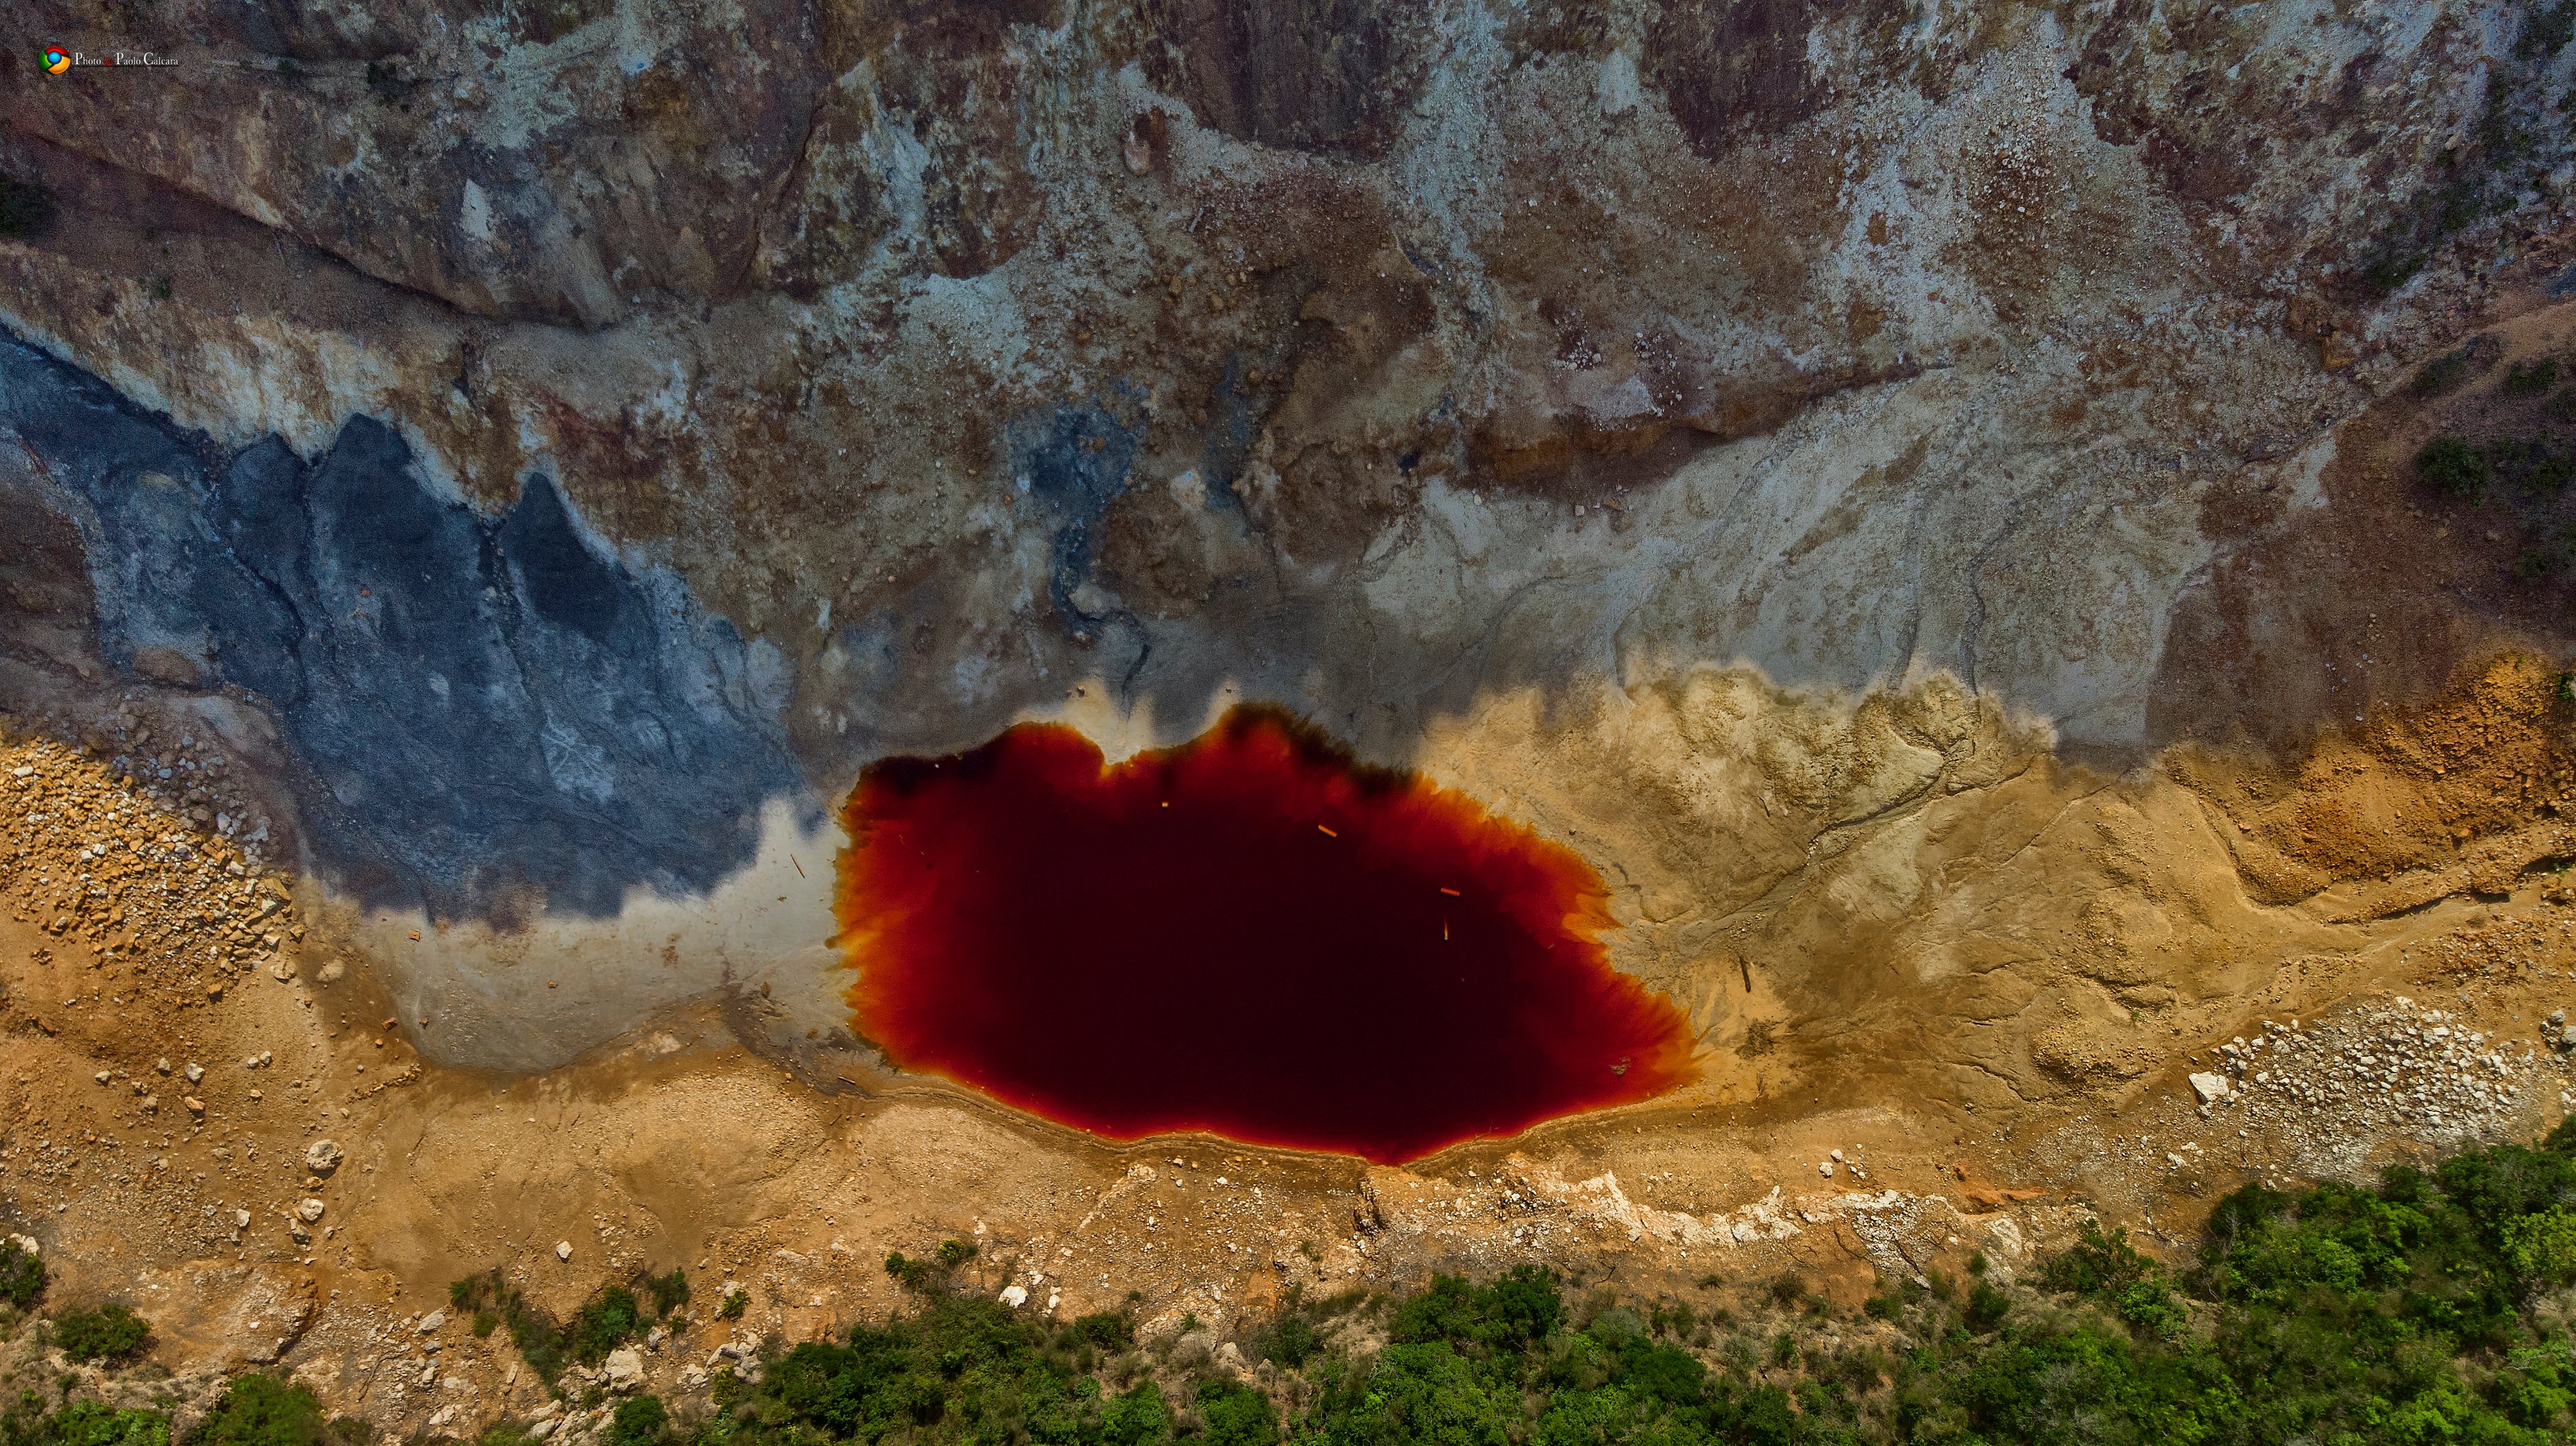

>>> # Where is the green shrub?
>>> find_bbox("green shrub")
[1098,1383,1170,1445]
[2041,1219,2158,1296]
[451,1269,680,1381]
[679,1128,2576,1445]
[1388,1265,1561,1349]
[1963,1280,2012,1333]
[640,1268,687,1319]
[0,1240,43,1310]
[50,1304,148,1363]
[2416,350,2476,397]
[2506,357,2563,397]
[1070,1310,1132,1351]
[2417,435,2491,498]
[44,1401,165,1446]
[601,1398,666,1446]
[192,1376,328,1446]
[883,1239,977,1295]
[1261,1313,1318,1368]
[1192,1380,1277,1446]
[2033,1218,2188,1336]
[2505,1207,2576,1283]
[566,1287,641,1365]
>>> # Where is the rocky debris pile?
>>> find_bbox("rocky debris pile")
[2,730,303,1009]
[2190,997,2565,1146]
[2545,1009,2576,1054]
[95,718,274,852]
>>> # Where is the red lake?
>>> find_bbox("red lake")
[832,706,1696,1164]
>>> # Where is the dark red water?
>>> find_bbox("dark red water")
[832,706,1697,1164]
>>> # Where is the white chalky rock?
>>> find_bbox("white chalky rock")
[297,1198,325,1223]
[557,1240,573,1261]
[999,1284,1028,1308]
[304,1139,343,1176]
[2188,1072,2232,1106]
[603,1347,645,1392]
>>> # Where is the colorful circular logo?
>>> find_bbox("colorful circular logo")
[43,48,69,74]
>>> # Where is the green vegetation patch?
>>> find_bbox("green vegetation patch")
[48,1305,149,1364]
[605,1398,672,1446]
[2417,434,2494,500]
[0,1395,168,1446]
[693,1125,2576,1443]
[708,1295,1164,1446]
[452,1268,693,1386]
[0,1240,45,1312]
[2505,358,2563,398]
[2415,349,2479,398]
[191,1376,331,1446]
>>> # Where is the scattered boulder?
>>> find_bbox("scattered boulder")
[603,1347,644,1392]
[304,1139,342,1176]
[296,1198,325,1223]
[2188,1072,2232,1106]
[556,1240,573,1261]
[998,1284,1028,1307]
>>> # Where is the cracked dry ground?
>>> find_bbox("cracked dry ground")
[18,657,2576,1438]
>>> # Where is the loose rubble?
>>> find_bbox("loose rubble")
[2190,997,2558,1149]
[3,731,304,1010]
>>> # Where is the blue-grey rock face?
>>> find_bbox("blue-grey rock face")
[1009,402,1140,634]
[0,334,803,917]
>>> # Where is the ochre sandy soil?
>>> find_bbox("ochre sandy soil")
[13,642,2576,1435]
